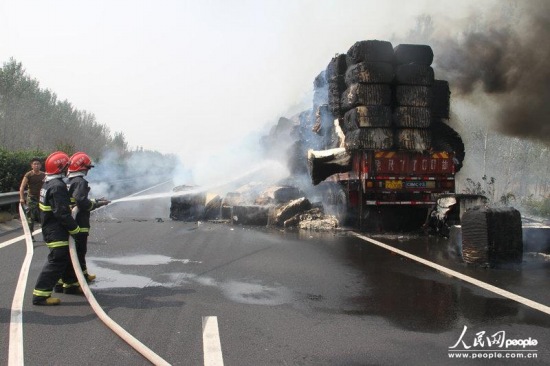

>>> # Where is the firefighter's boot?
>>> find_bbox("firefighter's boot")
[63,284,84,295]
[54,279,64,293]
[85,273,96,282]
[33,296,61,306]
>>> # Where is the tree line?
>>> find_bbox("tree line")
[0,58,177,193]
[0,58,128,157]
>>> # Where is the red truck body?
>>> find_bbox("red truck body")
[325,150,456,208]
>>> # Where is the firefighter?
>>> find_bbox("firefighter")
[63,152,110,286]
[32,151,81,305]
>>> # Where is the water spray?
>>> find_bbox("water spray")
[108,159,288,205]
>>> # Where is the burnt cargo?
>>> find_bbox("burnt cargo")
[461,207,523,266]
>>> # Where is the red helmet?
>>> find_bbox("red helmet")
[45,151,70,175]
[68,152,95,173]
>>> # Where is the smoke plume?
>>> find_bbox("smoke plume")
[432,0,550,145]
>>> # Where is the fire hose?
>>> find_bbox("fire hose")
[68,206,171,365]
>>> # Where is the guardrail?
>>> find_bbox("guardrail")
[0,192,20,206]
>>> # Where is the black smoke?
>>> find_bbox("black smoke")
[431,0,550,145]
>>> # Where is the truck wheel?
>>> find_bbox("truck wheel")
[322,184,349,226]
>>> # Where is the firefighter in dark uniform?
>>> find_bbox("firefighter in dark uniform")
[32,151,81,305]
[65,152,110,285]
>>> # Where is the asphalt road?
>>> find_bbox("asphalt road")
[1,188,549,365]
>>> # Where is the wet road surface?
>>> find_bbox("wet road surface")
[1,196,549,365]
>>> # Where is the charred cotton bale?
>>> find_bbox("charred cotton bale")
[346,40,394,65]
[461,207,523,266]
[431,80,451,119]
[393,44,434,65]
[341,84,392,112]
[307,147,352,186]
[231,205,269,226]
[342,106,392,132]
[170,186,206,221]
[394,64,435,86]
[268,197,312,227]
[204,194,222,220]
[255,185,302,205]
[345,128,394,150]
[395,128,432,151]
[345,62,394,85]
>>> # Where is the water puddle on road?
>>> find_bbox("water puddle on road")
[88,254,201,266]
[87,255,292,306]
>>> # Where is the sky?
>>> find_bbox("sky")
[1,0,492,159]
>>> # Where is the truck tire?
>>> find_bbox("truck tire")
[345,62,394,85]
[394,44,434,65]
[341,84,392,112]
[393,106,431,128]
[431,122,465,172]
[395,128,432,151]
[394,64,434,86]
[343,106,392,132]
[320,183,353,226]
[345,128,394,150]
[346,40,394,65]
[395,85,432,107]
[431,80,451,119]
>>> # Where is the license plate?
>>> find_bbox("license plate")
[405,181,427,188]
[385,180,403,189]
[405,181,435,188]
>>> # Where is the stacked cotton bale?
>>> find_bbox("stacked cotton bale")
[341,40,395,150]
[393,44,434,151]
[325,53,348,119]
[461,207,523,266]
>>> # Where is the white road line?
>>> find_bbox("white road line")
[352,232,550,316]
[0,229,41,249]
[9,205,34,365]
[68,208,171,365]
[202,316,224,366]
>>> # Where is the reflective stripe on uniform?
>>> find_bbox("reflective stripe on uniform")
[68,226,80,235]
[33,289,52,297]
[46,241,69,248]
[63,281,80,288]
[39,203,52,211]
[80,227,90,233]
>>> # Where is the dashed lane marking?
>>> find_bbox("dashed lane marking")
[0,229,41,249]
[203,316,224,366]
[352,231,550,316]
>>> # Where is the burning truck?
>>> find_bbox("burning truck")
[171,40,468,232]
[291,40,466,231]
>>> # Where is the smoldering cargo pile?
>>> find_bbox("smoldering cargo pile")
[301,40,464,184]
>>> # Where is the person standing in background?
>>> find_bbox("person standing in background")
[19,157,45,239]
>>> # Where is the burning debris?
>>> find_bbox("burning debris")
[170,183,338,231]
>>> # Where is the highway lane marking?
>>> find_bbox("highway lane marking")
[202,316,224,366]
[0,229,42,249]
[8,205,34,365]
[352,232,550,316]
